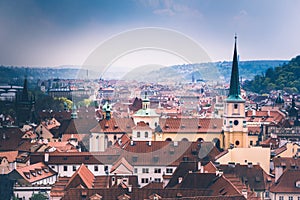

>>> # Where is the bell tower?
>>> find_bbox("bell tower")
[223,35,248,149]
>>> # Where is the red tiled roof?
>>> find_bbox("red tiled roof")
[14,162,56,183]
[246,110,285,124]
[159,118,222,133]
[273,157,300,169]
[270,169,300,193]
[110,157,134,174]
[0,151,18,162]
[0,127,24,151]
[66,164,95,190]
[132,121,152,131]
[203,161,217,173]
[90,118,135,133]
[219,164,271,191]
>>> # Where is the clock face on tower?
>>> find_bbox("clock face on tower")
[234,120,239,126]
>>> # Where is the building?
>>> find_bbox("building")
[223,36,248,149]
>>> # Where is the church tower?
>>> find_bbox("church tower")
[223,36,248,149]
[16,76,35,125]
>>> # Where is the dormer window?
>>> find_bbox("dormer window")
[30,170,36,177]
[43,167,49,173]
[24,172,30,179]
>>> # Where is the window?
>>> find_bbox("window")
[265,191,269,198]
[289,197,293,200]
[234,104,238,109]
[154,178,161,182]
[141,178,149,183]
[142,168,149,173]
[137,132,141,138]
[134,168,138,173]
[104,166,108,174]
[224,120,226,125]
[154,168,161,173]
[234,120,239,126]
[250,141,253,146]
[297,197,300,200]
[243,120,247,127]
[145,132,148,138]
[235,140,240,146]
[72,166,76,171]
[229,121,233,127]
[63,166,68,171]
[166,168,173,174]
[94,165,99,172]
[279,196,284,200]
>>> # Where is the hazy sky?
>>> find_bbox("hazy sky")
[1,0,300,67]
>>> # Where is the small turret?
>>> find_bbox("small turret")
[102,100,112,120]
[71,103,78,119]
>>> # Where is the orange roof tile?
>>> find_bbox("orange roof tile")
[0,151,18,162]
[66,164,95,189]
[15,162,56,183]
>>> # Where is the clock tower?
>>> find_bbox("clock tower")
[223,36,248,149]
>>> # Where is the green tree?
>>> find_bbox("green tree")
[30,193,48,200]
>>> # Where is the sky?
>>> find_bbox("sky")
[0,0,300,68]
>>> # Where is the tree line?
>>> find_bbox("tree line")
[243,56,300,94]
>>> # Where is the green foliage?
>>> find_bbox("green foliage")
[30,193,48,200]
[77,99,92,108]
[54,97,73,110]
[243,56,300,94]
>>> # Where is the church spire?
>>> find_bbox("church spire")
[22,76,29,101]
[228,35,242,100]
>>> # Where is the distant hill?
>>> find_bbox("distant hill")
[0,60,287,87]
[243,56,300,94]
[122,60,287,83]
[0,66,97,88]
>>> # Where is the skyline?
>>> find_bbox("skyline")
[0,0,300,67]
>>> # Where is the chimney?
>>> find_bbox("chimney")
[128,185,132,192]
[248,162,253,168]
[242,189,247,199]
[178,177,183,183]
[198,161,202,171]
[44,153,49,163]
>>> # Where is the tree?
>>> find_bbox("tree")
[30,193,48,200]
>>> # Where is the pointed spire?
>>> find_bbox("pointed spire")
[22,76,29,101]
[228,35,243,100]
